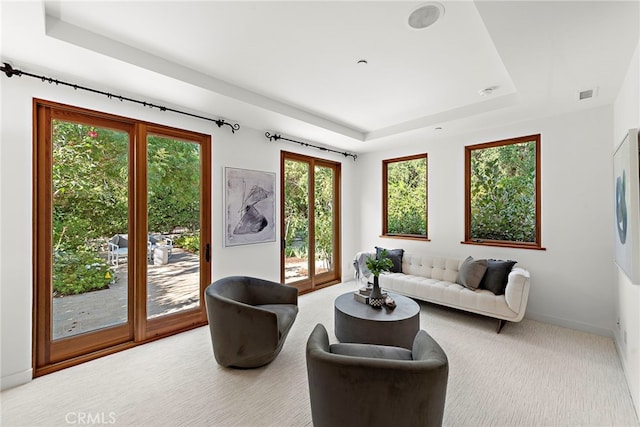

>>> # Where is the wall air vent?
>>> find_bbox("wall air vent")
[578,87,598,101]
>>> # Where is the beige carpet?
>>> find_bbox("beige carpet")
[1,281,638,426]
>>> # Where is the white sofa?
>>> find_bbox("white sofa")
[354,251,531,333]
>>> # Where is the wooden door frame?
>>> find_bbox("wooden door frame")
[32,99,211,376]
[142,124,212,340]
[280,151,341,294]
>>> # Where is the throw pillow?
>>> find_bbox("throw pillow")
[455,256,488,290]
[375,246,404,273]
[479,259,517,295]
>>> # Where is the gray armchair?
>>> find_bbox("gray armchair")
[205,276,299,368]
[306,323,448,427]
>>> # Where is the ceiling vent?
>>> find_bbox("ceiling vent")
[578,88,598,101]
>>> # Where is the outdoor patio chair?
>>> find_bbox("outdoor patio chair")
[107,234,128,267]
[109,234,173,267]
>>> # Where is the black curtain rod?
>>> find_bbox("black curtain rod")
[1,62,240,133]
[265,132,357,161]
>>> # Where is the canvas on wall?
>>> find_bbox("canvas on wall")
[613,128,640,284]
[224,167,276,247]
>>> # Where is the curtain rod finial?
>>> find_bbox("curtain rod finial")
[215,119,241,133]
[265,132,281,141]
[1,62,21,78]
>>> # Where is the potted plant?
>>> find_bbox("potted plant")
[365,250,394,307]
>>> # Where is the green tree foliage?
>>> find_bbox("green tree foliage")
[53,120,129,251]
[386,157,427,236]
[284,160,310,259]
[147,135,200,233]
[314,166,334,270]
[284,160,335,269]
[470,141,536,242]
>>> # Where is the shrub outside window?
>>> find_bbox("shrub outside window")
[382,153,428,240]
[464,134,542,249]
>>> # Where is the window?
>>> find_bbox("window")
[464,134,542,249]
[382,153,428,240]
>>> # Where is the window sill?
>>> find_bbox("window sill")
[461,240,546,251]
[380,234,430,242]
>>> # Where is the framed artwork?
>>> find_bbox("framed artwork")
[613,128,640,284]
[224,167,276,247]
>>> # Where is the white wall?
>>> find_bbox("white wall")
[613,39,640,416]
[357,106,616,336]
[0,75,359,389]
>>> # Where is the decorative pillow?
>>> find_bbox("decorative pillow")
[479,259,517,295]
[375,246,404,273]
[455,256,488,290]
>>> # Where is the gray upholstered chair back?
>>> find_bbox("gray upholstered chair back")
[306,323,448,427]
[205,276,298,368]
[110,234,128,248]
[211,276,295,306]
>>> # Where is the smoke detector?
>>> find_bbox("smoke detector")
[478,86,499,96]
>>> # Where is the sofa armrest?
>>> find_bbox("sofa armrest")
[504,267,531,319]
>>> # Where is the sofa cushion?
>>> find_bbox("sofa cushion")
[375,247,404,273]
[480,259,517,295]
[401,254,461,282]
[455,256,487,290]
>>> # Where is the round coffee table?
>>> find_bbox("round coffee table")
[334,291,420,349]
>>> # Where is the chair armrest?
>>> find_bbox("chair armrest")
[108,242,119,251]
[306,323,331,353]
[504,267,531,319]
[412,330,449,366]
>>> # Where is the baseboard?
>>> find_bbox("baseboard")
[614,330,640,422]
[524,311,614,337]
[1,368,32,391]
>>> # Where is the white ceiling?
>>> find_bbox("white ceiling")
[1,1,639,154]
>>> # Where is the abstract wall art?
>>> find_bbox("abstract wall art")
[613,129,640,284]
[224,167,276,247]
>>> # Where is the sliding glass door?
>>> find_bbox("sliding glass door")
[143,127,210,337]
[34,100,211,375]
[281,151,341,293]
